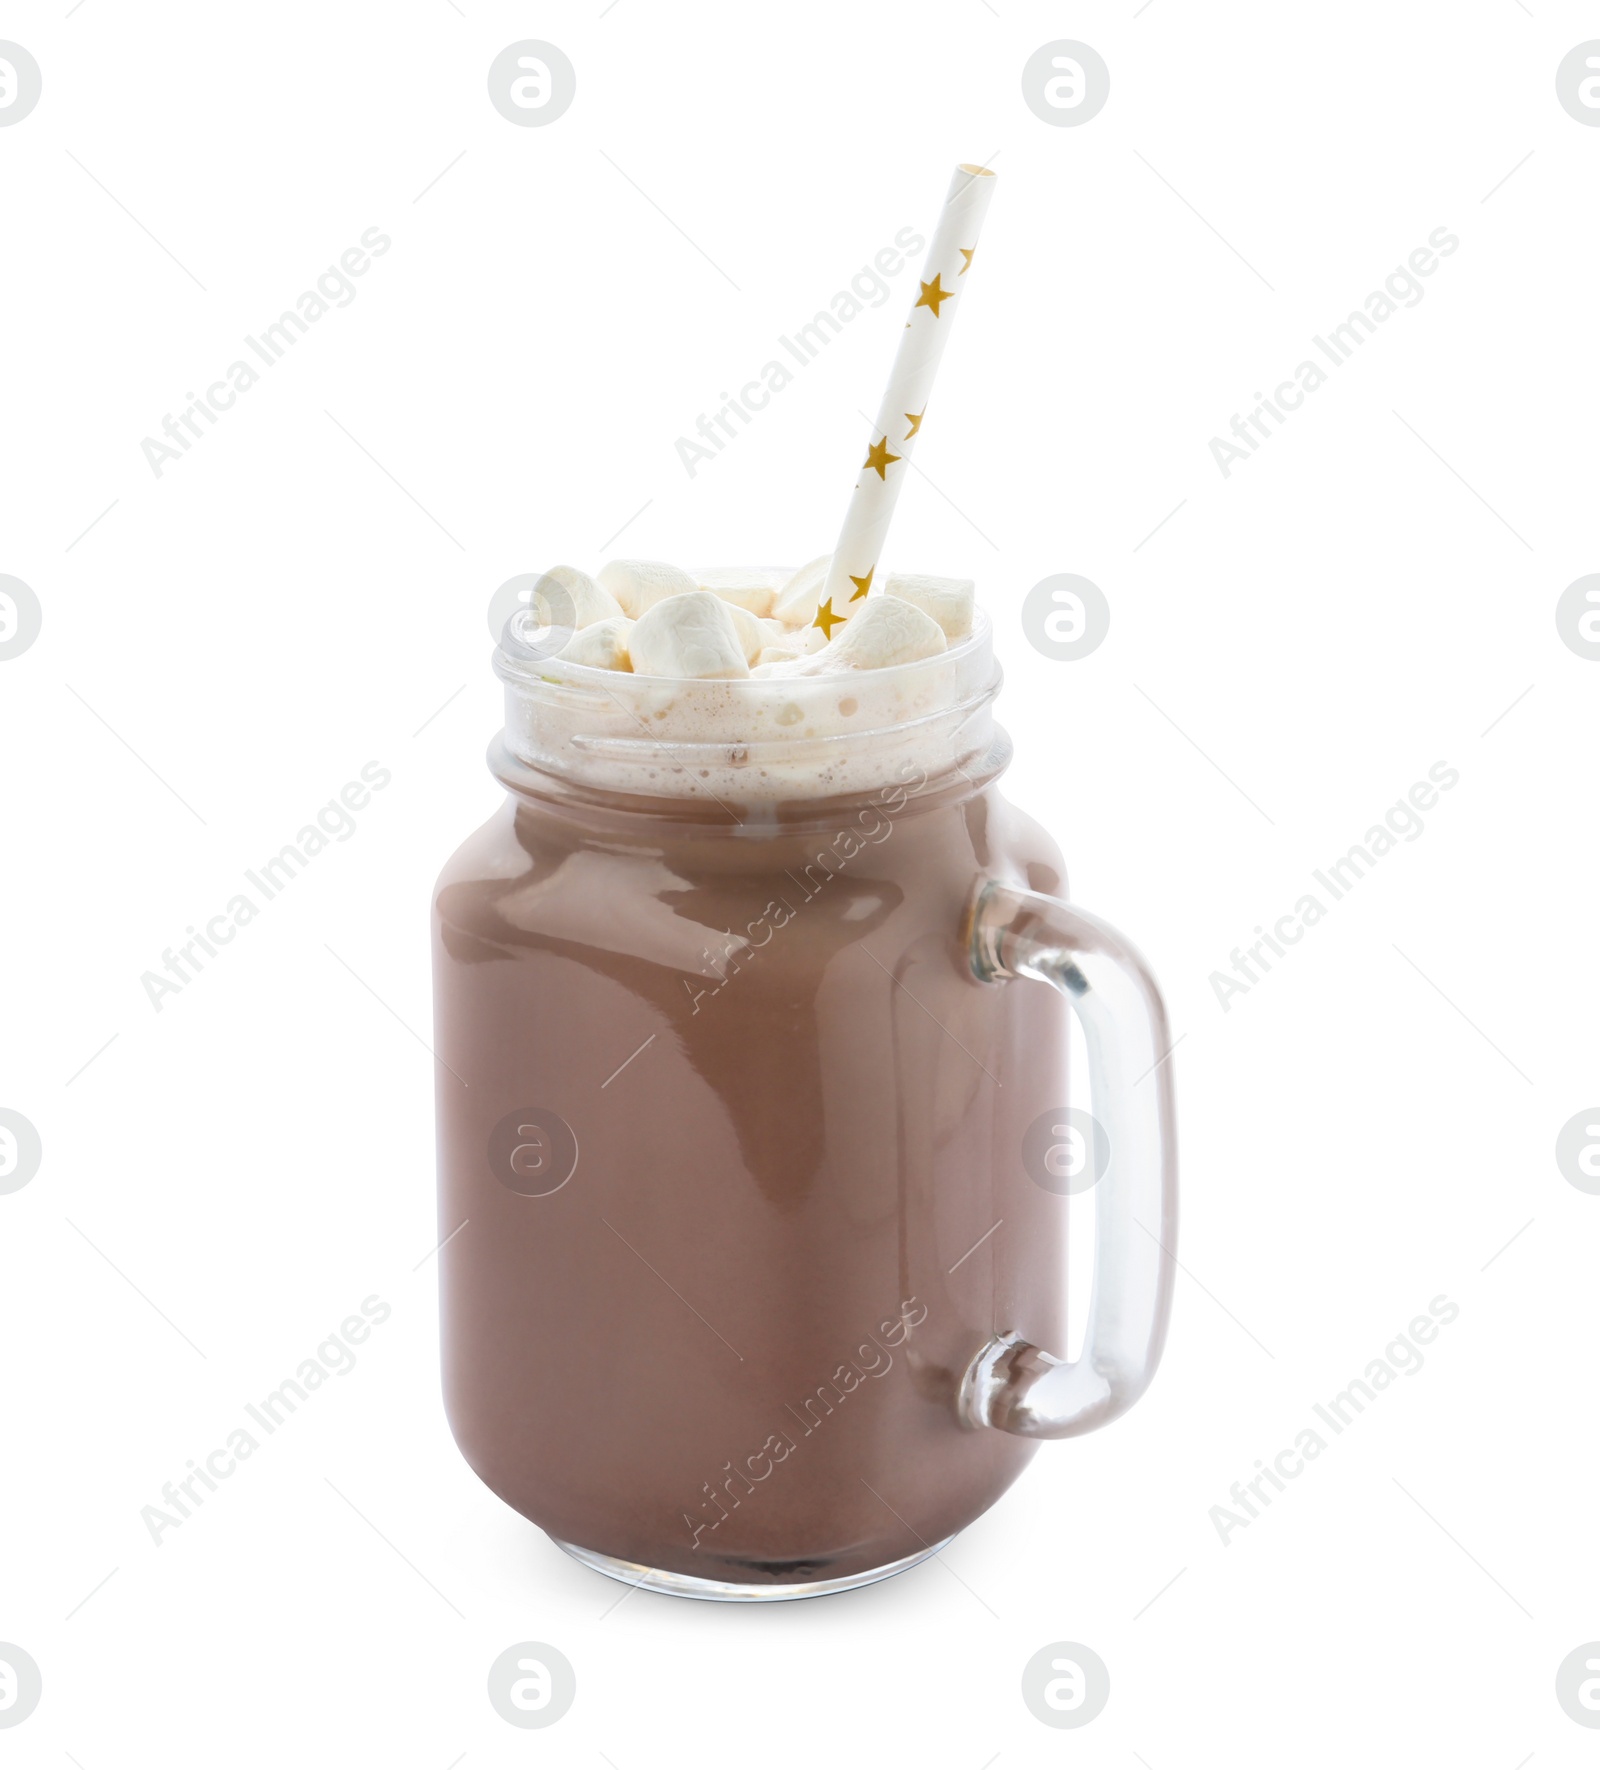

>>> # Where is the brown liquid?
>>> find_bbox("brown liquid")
[432,747,1071,1586]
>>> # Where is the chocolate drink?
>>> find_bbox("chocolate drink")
[432,600,1176,1598]
[434,749,1068,1587]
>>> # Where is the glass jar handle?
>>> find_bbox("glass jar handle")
[958,880,1178,1438]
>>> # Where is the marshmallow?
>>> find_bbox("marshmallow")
[752,618,809,668]
[597,558,699,619]
[755,621,823,655]
[721,599,768,664]
[558,616,633,671]
[798,595,947,673]
[628,590,750,680]
[541,564,624,629]
[884,573,975,639]
[694,567,786,619]
[772,554,832,629]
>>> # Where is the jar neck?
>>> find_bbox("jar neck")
[487,725,1013,842]
[491,608,1001,816]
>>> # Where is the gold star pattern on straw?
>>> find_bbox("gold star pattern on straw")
[813,597,845,638]
[904,408,924,439]
[915,273,954,318]
[848,567,874,602]
[959,246,976,274]
[863,436,901,480]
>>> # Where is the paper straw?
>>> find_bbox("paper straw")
[814,163,998,636]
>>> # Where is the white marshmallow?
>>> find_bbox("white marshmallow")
[797,595,947,673]
[721,599,768,664]
[759,614,824,653]
[541,564,624,628]
[694,566,786,618]
[772,554,832,629]
[558,616,633,672]
[629,590,750,680]
[752,618,809,667]
[884,573,975,639]
[597,558,699,619]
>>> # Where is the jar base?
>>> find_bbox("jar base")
[550,1533,955,1603]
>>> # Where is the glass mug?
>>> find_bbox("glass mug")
[432,606,1177,1600]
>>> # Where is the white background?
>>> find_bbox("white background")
[3,1,1597,1763]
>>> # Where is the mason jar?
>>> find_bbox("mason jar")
[432,605,1177,1601]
